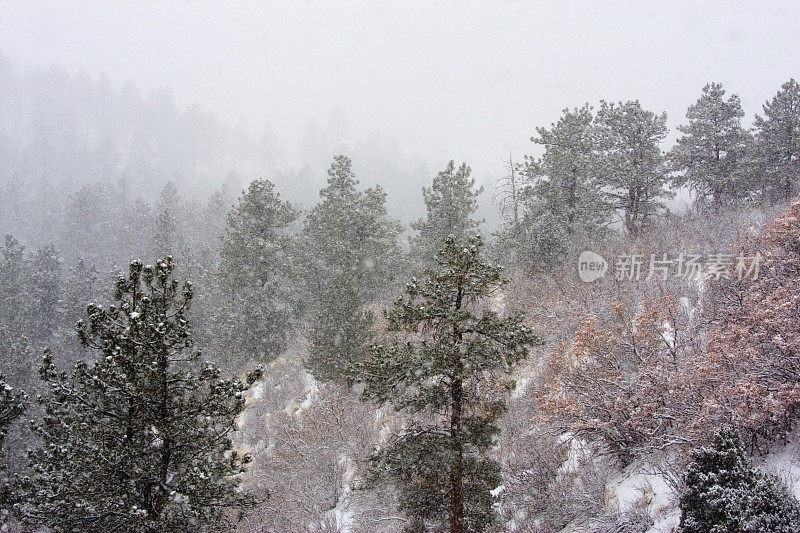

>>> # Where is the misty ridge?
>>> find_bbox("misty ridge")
[2,4,800,533]
[0,54,445,252]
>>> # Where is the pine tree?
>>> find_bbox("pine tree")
[753,78,800,201]
[670,83,752,209]
[679,426,800,533]
[28,243,62,340]
[0,374,25,513]
[63,179,151,271]
[596,100,673,234]
[303,155,401,382]
[17,257,261,532]
[63,257,103,326]
[0,236,27,375]
[503,105,607,272]
[506,211,570,273]
[359,235,542,532]
[494,153,559,274]
[522,104,609,235]
[0,236,26,336]
[412,161,483,268]
[217,178,298,363]
[0,237,64,382]
[303,155,401,296]
[306,273,374,383]
[153,181,185,258]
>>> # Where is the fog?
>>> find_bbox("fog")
[2,1,798,213]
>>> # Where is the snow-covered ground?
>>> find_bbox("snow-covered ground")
[607,463,679,533]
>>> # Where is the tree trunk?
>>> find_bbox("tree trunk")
[157,347,172,517]
[450,284,465,533]
[450,375,464,533]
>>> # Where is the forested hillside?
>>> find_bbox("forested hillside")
[3,67,800,532]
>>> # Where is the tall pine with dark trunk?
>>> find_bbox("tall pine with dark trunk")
[359,235,542,532]
[595,100,672,235]
[17,257,261,532]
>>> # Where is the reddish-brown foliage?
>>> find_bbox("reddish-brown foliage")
[533,296,697,464]
[700,199,800,440]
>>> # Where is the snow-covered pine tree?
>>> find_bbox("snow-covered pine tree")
[596,100,673,235]
[359,235,542,533]
[303,155,401,382]
[28,243,62,341]
[0,236,64,384]
[306,272,374,383]
[669,83,753,209]
[753,78,800,201]
[522,104,609,235]
[17,257,262,532]
[217,178,298,363]
[679,426,800,533]
[0,374,25,513]
[411,160,483,268]
[504,105,608,272]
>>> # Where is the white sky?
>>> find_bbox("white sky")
[1,0,799,183]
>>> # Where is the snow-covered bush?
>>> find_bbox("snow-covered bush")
[679,426,800,532]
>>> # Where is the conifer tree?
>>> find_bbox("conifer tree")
[0,374,25,513]
[522,104,609,235]
[17,257,261,532]
[411,161,483,267]
[306,273,374,383]
[680,426,800,532]
[0,237,64,382]
[28,243,62,340]
[63,257,103,326]
[359,235,542,532]
[217,179,298,363]
[153,181,185,258]
[505,106,606,272]
[596,100,672,234]
[303,155,401,382]
[0,236,27,371]
[670,83,752,209]
[303,155,401,296]
[753,78,800,201]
